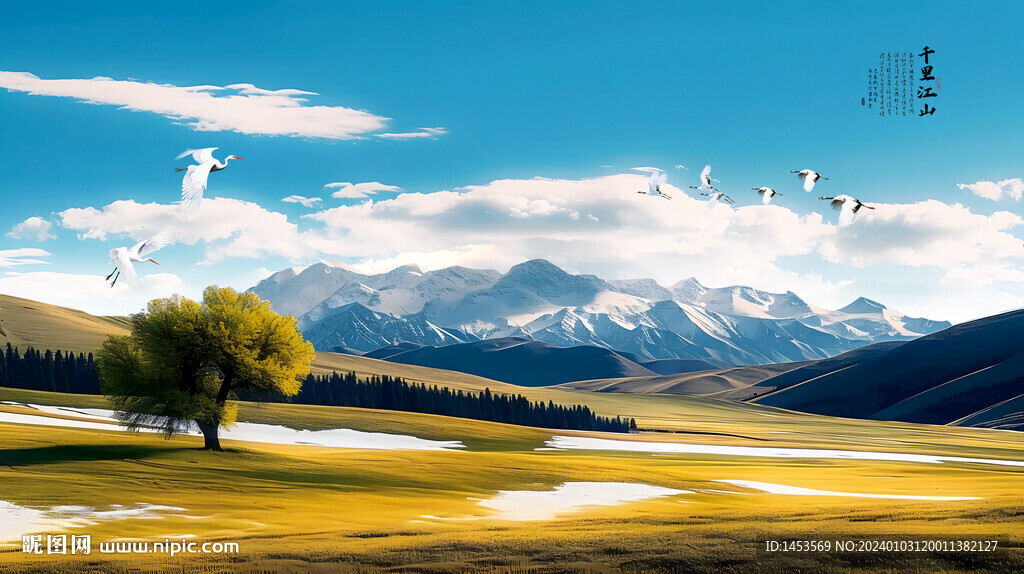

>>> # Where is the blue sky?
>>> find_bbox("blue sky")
[2,1,1024,322]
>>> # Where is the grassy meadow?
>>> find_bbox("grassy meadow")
[1,387,1022,573]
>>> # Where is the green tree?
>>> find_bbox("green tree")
[96,287,315,450]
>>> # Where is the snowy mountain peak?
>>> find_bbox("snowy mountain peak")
[839,297,888,315]
[253,260,951,367]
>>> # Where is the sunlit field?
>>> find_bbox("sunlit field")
[1,388,1022,573]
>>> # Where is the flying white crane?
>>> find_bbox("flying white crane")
[790,169,828,192]
[689,165,715,192]
[818,195,875,226]
[752,187,782,205]
[637,170,671,199]
[175,148,242,211]
[701,190,734,206]
[105,230,173,289]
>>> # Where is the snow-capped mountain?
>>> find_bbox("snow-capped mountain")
[250,259,951,367]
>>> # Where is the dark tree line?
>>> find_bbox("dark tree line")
[0,343,636,433]
[0,343,101,395]
[246,372,636,433]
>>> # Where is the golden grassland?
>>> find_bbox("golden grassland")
[0,295,130,355]
[0,388,1022,573]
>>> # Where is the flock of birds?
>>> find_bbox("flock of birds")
[637,165,875,226]
[105,148,240,289]
[104,150,873,289]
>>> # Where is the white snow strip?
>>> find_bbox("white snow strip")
[0,402,464,451]
[716,480,979,501]
[0,501,187,542]
[427,482,688,522]
[543,435,1024,468]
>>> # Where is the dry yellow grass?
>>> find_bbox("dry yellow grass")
[0,388,1022,572]
[0,294,130,354]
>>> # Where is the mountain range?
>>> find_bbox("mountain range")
[250,259,951,367]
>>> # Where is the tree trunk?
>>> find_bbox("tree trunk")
[196,420,222,451]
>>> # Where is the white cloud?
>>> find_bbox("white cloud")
[0,71,390,139]
[45,173,1024,322]
[0,248,51,268]
[0,271,183,316]
[300,174,1024,322]
[59,198,310,265]
[325,181,403,199]
[957,178,1024,201]
[674,165,690,170]
[7,217,56,241]
[282,195,322,208]
[376,127,447,140]
[631,166,662,173]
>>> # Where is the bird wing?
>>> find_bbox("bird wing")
[830,197,845,211]
[657,171,668,186]
[132,230,173,259]
[110,247,141,290]
[181,162,215,211]
[838,204,857,227]
[700,165,712,186]
[648,171,659,195]
[177,147,218,164]
[803,176,816,192]
[762,191,772,205]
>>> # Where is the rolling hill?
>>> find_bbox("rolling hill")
[0,294,130,353]
[370,336,658,386]
[752,309,1024,430]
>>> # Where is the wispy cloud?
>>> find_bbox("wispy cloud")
[376,127,447,140]
[325,181,403,199]
[282,195,322,208]
[957,178,1024,201]
[674,164,690,171]
[0,71,390,139]
[7,217,56,241]
[0,248,51,267]
[631,166,662,173]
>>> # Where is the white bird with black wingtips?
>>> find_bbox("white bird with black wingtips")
[752,187,782,205]
[175,148,242,211]
[689,165,715,192]
[702,190,734,206]
[105,230,173,289]
[637,170,671,200]
[819,195,875,227]
[790,169,828,192]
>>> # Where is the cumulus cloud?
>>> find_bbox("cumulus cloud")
[282,195,322,208]
[0,271,183,316]
[59,198,310,264]
[46,173,1024,322]
[376,127,447,140]
[0,71,390,139]
[7,217,56,241]
[325,181,403,199]
[958,178,1024,201]
[299,174,1024,321]
[0,248,51,268]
